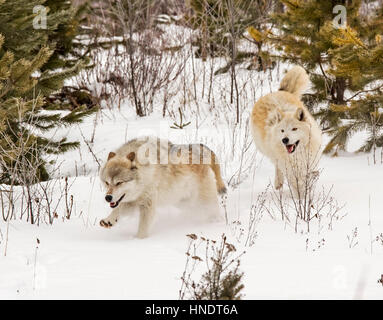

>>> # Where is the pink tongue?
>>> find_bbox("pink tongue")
[288,145,294,153]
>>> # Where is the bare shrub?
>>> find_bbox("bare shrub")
[0,174,76,225]
[375,233,383,247]
[230,187,268,247]
[76,0,186,115]
[179,233,245,300]
[226,119,258,190]
[347,227,359,249]
[185,0,277,123]
[269,147,346,233]
[0,105,76,225]
[270,177,346,234]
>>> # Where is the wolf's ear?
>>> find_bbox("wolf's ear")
[107,152,116,161]
[295,108,305,121]
[127,152,136,162]
[267,109,283,126]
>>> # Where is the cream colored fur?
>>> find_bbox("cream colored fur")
[279,66,309,97]
[250,66,322,195]
[99,137,225,238]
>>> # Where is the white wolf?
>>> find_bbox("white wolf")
[250,66,322,195]
[99,137,226,238]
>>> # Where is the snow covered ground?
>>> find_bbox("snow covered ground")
[1,32,383,299]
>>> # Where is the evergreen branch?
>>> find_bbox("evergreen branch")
[345,85,383,102]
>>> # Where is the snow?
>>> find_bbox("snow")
[1,148,382,299]
[1,29,383,299]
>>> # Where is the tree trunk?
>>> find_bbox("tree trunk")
[332,76,346,104]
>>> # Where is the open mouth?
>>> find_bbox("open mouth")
[286,140,300,154]
[110,194,125,208]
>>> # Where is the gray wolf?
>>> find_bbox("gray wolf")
[250,66,322,195]
[99,137,226,238]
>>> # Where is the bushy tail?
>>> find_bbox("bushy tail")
[211,162,227,194]
[209,152,227,195]
[192,143,227,194]
[279,66,309,97]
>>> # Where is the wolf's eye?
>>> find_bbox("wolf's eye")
[115,181,123,186]
[292,128,297,131]
[105,182,109,186]
[281,129,284,133]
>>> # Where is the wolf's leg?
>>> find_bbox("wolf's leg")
[274,166,284,190]
[291,182,302,199]
[100,203,134,228]
[100,208,121,228]
[136,198,156,239]
[198,170,222,222]
[285,174,303,199]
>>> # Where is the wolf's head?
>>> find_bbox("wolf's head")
[100,151,143,208]
[269,107,312,155]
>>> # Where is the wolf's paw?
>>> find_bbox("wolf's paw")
[274,181,283,190]
[135,232,149,239]
[100,218,116,228]
[274,176,283,190]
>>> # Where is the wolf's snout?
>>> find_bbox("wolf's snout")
[282,137,289,145]
[105,195,113,202]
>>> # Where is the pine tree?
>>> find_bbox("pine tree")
[256,0,383,154]
[325,12,383,155]
[1,34,51,183]
[0,0,97,109]
[0,0,97,184]
[256,0,362,108]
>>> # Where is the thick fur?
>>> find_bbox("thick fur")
[279,66,309,97]
[250,66,322,195]
[99,137,226,238]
